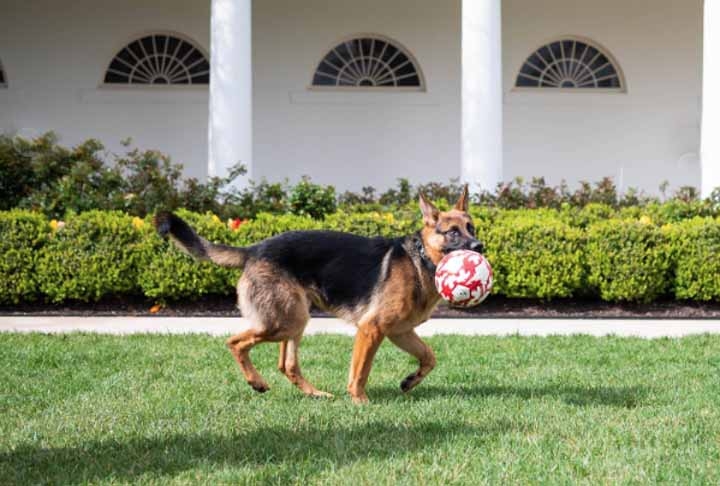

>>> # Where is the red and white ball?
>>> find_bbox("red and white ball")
[434,250,493,307]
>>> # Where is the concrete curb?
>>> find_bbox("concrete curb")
[1,316,720,338]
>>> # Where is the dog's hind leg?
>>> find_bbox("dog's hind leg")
[281,334,333,398]
[226,330,270,393]
[277,341,287,374]
[388,330,436,393]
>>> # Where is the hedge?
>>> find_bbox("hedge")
[0,210,48,304]
[36,211,146,302]
[664,217,720,301]
[586,219,672,303]
[1,209,719,305]
[479,213,585,299]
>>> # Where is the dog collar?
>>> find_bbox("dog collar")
[413,234,436,273]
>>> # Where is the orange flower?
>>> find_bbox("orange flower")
[149,304,162,314]
[229,218,245,231]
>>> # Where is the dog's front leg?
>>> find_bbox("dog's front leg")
[388,330,436,393]
[347,321,385,404]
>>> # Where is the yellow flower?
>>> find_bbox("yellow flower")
[132,217,145,229]
[639,215,652,225]
[49,220,65,232]
[211,214,221,223]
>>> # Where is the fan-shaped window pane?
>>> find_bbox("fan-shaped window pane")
[0,59,6,88]
[516,38,624,90]
[104,34,209,86]
[312,36,424,89]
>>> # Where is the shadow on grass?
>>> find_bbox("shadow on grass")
[0,419,510,484]
[371,383,650,408]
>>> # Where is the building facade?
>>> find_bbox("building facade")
[0,0,714,195]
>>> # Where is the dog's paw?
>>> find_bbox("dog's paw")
[400,372,419,393]
[249,381,270,393]
[351,394,369,405]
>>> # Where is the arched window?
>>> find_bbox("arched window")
[516,37,625,90]
[311,35,424,89]
[0,58,6,88]
[103,33,209,85]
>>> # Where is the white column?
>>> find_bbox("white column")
[209,0,252,186]
[702,0,720,197]
[461,0,503,192]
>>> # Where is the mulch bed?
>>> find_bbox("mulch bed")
[2,295,720,319]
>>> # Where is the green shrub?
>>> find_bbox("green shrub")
[565,203,617,228]
[138,210,240,300]
[233,213,320,245]
[0,210,48,304]
[3,203,720,305]
[664,218,720,301]
[586,219,671,302]
[36,211,145,302]
[288,177,337,219]
[481,215,585,299]
[323,211,417,238]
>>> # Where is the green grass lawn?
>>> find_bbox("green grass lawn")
[1,332,719,485]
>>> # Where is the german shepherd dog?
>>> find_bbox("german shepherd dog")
[154,186,483,403]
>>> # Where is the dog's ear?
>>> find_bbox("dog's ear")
[453,184,469,212]
[418,192,439,226]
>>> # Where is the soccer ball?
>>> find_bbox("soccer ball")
[434,250,493,307]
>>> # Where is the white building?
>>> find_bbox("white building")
[1,0,717,196]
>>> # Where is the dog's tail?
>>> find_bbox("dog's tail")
[153,211,249,268]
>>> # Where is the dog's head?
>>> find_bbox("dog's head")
[418,184,484,265]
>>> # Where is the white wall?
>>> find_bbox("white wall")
[252,0,461,191]
[0,0,210,180]
[0,0,705,194]
[503,0,703,193]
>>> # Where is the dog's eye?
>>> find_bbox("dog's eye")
[467,224,475,236]
[447,228,460,237]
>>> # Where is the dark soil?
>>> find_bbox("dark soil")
[2,295,720,319]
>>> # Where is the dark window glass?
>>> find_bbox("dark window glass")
[104,34,209,85]
[311,36,422,88]
[515,38,623,89]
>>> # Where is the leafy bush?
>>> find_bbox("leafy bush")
[2,203,720,304]
[5,134,720,225]
[586,219,671,302]
[664,218,720,300]
[232,213,320,245]
[0,133,125,216]
[323,211,418,238]
[36,211,146,302]
[288,177,337,219]
[0,133,248,219]
[138,210,240,300]
[0,210,48,304]
[231,179,290,219]
[481,214,585,299]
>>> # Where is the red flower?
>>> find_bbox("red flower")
[229,218,245,231]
